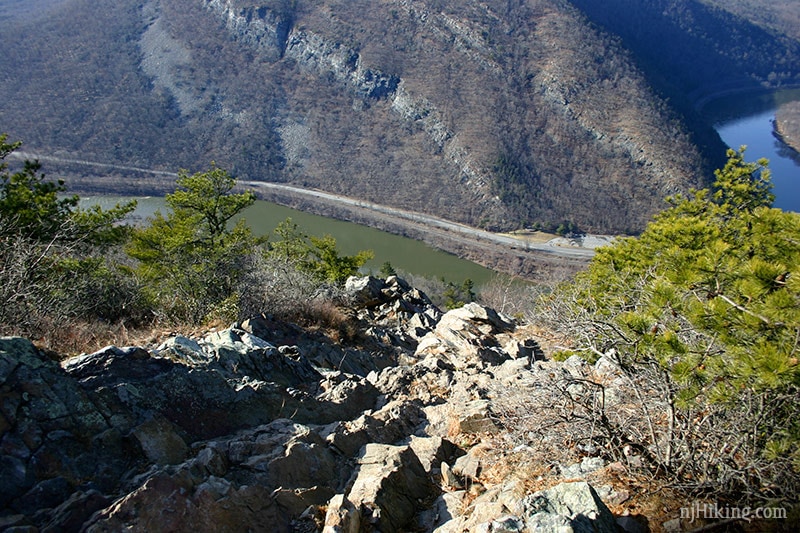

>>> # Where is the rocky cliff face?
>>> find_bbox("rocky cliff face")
[194,0,704,232]
[1,276,642,532]
[198,0,506,225]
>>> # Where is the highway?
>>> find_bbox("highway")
[242,181,597,260]
[7,150,596,260]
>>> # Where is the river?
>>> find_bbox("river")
[82,195,498,285]
[702,88,800,213]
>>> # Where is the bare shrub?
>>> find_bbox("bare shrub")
[0,218,149,347]
[478,274,553,318]
[240,253,320,318]
[491,358,629,470]
[238,252,354,330]
[391,271,450,309]
[524,291,800,503]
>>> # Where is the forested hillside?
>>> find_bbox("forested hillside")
[703,0,800,42]
[0,0,797,234]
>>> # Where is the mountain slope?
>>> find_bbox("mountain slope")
[569,0,800,108]
[702,0,800,43]
[1,0,796,234]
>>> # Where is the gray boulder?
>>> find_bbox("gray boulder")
[345,275,388,307]
[84,471,287,533]
[518,481,620,533]
[344,443,437,532]
[415,303,519,368]
[0,337,142,514]
[323,399,425,457]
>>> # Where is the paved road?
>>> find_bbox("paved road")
[243,181,597,260]
[7,150,596,260]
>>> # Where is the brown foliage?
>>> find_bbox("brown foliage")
[0,0,722,235]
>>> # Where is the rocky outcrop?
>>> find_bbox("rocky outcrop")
[204,0,399,100]
[203,0,292,61]
[0,276,627,531]
[335,443,436,532]
[201,0,505,222]
[0,337,139,521]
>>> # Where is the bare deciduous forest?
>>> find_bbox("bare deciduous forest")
[0,0,798,235]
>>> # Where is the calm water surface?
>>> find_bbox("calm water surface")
[704,88,800,212]
[82,196,497,285]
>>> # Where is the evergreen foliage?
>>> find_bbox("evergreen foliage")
[442,278,476,310]
[1,133,135,244]
[552,147,800,499]
[126,164,260,322]
[267,218,373,284]
[1,135,137,336]
[379,261,397,278]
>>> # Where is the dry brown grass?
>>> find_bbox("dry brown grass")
[289,299,360,345]
[501,230,559,244]
[23,318,172,358]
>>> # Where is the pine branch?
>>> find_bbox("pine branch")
[716,293,772,325]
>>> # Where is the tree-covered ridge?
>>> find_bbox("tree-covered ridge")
[702,0,800,42]
[570,0,800,98]
[548,148,800,499]
[5,1,798,237]
[0,0,722,235]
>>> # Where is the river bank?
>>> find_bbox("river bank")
[775,101,800,154]
[692,80,800,114]
[703,86,800,213]
[250,184,593,282]
[10,147,595,281]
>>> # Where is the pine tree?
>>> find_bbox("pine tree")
[126,164,259,322]
[267,218,373,284]
[554,147,800,498]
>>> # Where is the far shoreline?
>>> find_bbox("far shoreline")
[692,80,800,115]
[774,101,800,156]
